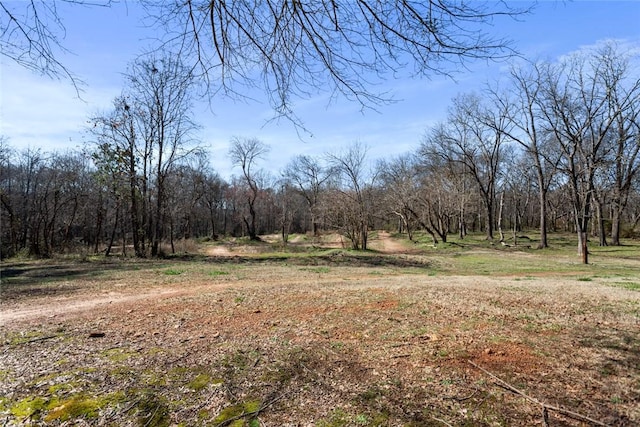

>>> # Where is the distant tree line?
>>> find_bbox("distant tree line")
[1,42,639,261]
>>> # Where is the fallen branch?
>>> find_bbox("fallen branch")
[468,361,608,426]
[391,353,411,359]
[22,335,59,344]
[432,416,454,426]
[443,387,479,402]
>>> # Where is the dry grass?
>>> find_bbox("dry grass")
[1,233,639,426]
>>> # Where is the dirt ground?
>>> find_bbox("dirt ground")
[1,234,638,426]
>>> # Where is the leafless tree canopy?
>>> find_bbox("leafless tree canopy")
[0,0,112,89]
[149,0,522,118]
[1,0,524,117]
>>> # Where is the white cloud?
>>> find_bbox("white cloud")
[1,64,85,150]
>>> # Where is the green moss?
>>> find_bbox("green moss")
[6,330,58,346]
[45,395,101,421]
[213,399,261,425]
[43,392,125,422]
[141,369,168,387]
[10,396,48,420]
[317,408,349,427]
[187,373,212,391]
[197,408,210,421]
[48,382,75,394]
[102,347,138,362]
[243,400,260,413]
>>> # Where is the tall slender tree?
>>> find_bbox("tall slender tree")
[229,137,270,240]
[126,55,201,256]
[90,55,200,257]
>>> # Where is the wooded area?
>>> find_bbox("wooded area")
[1,42,639,260]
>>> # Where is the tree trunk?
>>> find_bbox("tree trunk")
[610,208,621,246]
[128,141,144,257]
[497,191,505,242]
[105,202,119,257]
[485,200,494,240]
[249,202,258,240]
[537,180,548,249]
[575,206,590,265]
[361,221,368,251]
[579,231,589,264]
[596,200,608,247]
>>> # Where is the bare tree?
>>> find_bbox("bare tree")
[282,154,331,236]
[0,147,94,257]
[91,96,146,257]
[597,43,640,246]
[198,168,228,240]
[325,142,373,250]
[377,154,422,241]
[378,153,453,244]
[90,140,128,257]
[537,45,631,262]
[492,64,563,248]
[148,1,524,123]
[0,137,18,257]
[229,137,270,240]
[422,93,510,241]
[163,154,213,252]
[126,55,201,256]
[90,55,200,257]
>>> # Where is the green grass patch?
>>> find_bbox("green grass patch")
[209,270,230,276]
[611,281,640,291]
[318,408,350,427]
[6,330,53,346]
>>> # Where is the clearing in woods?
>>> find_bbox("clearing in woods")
[0,232,639,426]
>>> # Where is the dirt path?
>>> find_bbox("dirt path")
[0,287,185,326]
[370,231,417,253]
[0,281,237,327]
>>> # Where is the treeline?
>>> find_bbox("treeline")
[1,42,639,260]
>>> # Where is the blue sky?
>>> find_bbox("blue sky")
[1,1,639,179]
